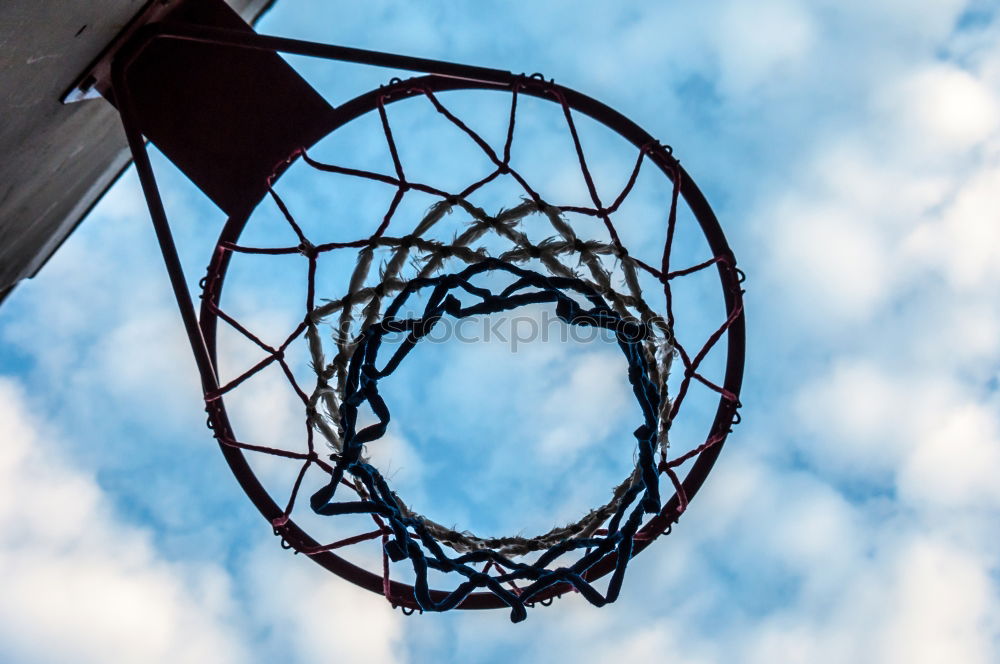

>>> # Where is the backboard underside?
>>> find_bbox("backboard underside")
[0,0,277,303]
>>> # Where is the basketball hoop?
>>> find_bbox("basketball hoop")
[78,0,745,622]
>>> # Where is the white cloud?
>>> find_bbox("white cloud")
[796,361,1000,510]
[883,65,1000,155]
[766,198,892,323]
[88,307,203,421]
[536,350,632,459]
[877,538,1000,664]
[713,0,816,96]
[0,378,247,664]
[903,161,1000,291]
[365,429,428,502]
[240,543,406,664]
[898,400,1000,510]
[793,361,916,477]
[652,450,1000,664]
[822,0,967,45]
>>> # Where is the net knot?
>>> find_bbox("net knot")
[297,239,318,259]
[642,140,673,158]
[482,214,505,230]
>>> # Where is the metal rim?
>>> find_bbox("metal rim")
[199,74,746,611]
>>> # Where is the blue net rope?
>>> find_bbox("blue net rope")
[308,258,661,621]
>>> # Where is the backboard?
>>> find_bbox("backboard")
[0,0,276,303]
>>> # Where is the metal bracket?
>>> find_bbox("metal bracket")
[71,0,336,218]
[63,0,186,104]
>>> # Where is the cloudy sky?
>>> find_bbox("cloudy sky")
[2,0,1000,662]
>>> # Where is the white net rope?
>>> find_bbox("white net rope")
[302,196,674,555]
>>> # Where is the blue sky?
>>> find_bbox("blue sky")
[2,0,1000,662]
